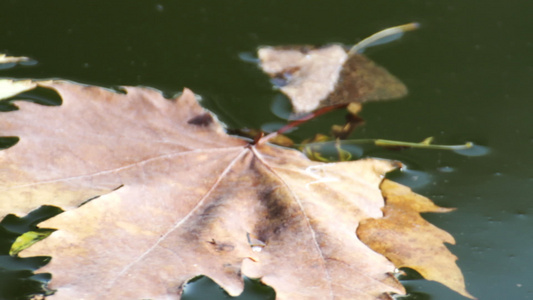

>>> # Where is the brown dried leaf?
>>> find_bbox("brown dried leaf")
[1,80,472,299]
[358,180,476,299]
[0,83,243,217]
[1,81,408,299]
[258,45,406,114]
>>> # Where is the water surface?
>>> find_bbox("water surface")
[1,1,532,299]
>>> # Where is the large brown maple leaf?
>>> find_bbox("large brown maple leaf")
[0,80,472,299]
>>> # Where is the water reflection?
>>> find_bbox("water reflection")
[260,122,285,133]
[182,276,275,300]
[0,59,37,70]
[270,94,292,120]
[389,167,433,190]
[238,52,260,64]
[452,144,490,157]
[437,166,455,173]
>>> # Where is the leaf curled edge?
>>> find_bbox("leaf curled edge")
[358,180,476,299]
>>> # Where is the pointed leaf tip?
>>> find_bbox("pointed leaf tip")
[358,180,475,299]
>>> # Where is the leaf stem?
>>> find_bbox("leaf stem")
[373,139,472,150]
[301,138,473,151]
[257,104,346,145]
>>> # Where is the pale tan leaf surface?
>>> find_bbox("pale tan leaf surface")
[0,53,30,64]
[358,180,476,299]
[258,45,406,114]
[0,79,37,100]
[258,45,347,114]
[0,82,245,217]
[4,81,408,299]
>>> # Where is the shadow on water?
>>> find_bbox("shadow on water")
[182,276,275,300]
[0,206,62,299]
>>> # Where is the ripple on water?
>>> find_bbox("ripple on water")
[453,143,490,157]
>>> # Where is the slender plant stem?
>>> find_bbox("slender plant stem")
[257,104,346,145]
[301,138,473,151]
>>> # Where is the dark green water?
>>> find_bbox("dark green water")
[1,1,532,299]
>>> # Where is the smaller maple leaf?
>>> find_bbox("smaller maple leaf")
[258,23,418,114]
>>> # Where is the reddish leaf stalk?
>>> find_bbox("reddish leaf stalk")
[257,104,347,145]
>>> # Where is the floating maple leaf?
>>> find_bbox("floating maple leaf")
[258,23,418,114]
[0,54,30,64]
[0,81,473,299]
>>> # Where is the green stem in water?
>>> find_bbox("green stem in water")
[301,137,472,153]
[371,137,473,150]
[299,137,473,162]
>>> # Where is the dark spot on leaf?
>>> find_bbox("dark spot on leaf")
[188,113,213,127]
[216,243,234,252]
[207,239,235,252]
[272,66,301,88]
[272,222,289,235]
[253,185,297,242]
